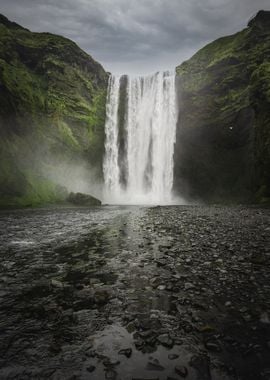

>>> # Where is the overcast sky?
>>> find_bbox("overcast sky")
[1,0,269,75]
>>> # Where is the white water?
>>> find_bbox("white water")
[103,71,178,205]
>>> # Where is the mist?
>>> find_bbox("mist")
[42,159,103,201]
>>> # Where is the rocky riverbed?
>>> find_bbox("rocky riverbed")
[0,205,269,380]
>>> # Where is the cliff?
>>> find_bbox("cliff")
[0,14,108,207]
[174,10,270,203]
[1,11,270,207]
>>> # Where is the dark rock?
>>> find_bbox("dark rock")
[157,334,174,348]
[103,358,120,367]
[205,339,222,352]
[94,289,110,305]
[105,369,117,380]
[189,355,211,380]
[86,365,96,372]
[156,259,167,267]
[248,10,270,29]
[168,354,179,360]
[146,360,165,371]
[67,192,101,206]
[132,378,159,380]
[250,253,267,265]
[135,338,144,350]
[175,365,188,378]
[118,348,132,358]
[150,277,163,288]
[184,282,195,290]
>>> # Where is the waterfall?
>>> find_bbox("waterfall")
[103,71,178,204]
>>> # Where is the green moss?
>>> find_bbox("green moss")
[0,176,65,208]
[58,121,80,149]
[175,11,270,203]
[0,13,108,208]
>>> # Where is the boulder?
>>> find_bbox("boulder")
[67,192,101,206]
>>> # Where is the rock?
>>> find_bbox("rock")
[157,285,166,291]
[156,259,167,267]
[146,360,165,371]
[250,253,267,264]
[126,321,136,333]
[168,354,179,360]
[135,338,144,350]
[49,340,61,354]
[166,282,173,291]
[205,339,221,352]
[157,334,174,348]
[133,378,159,380]
[184,282,195,290]
[189,355,211,380]
[105,369,117,380]
[197,325,215,333]
[67,192,101,206]
[118,348,132,358]
[94,289,110,305]
[150,277,163,288]
[103,358,120,367]
[51,279,64,288]
[175,365,188,377]
[260,312,270,324]
[86,365,96,372]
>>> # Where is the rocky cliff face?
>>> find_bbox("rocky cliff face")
[1,11,269,207]
[174,10,270,203]
[0,14,108,207]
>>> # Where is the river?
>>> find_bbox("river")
[0,205,269,379]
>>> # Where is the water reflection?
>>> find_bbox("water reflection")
[0,205,264,379]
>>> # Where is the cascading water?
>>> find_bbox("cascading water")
[103,70,178,204]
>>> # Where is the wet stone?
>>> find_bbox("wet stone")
[0,205,269,380]
[175,365,188,378]
[105,369,117,380]
[157,334,174,348]
[189,355,211,380]
[94,289,110,305]
[205,339,222,352]
[168,354,179,360]
[103,358,120,367]
[132,378,159,380]
[146,359,165,371]
[118,348,132,358]
[156,259,167,267]
[86,365,96,372]
[135,338,144,350]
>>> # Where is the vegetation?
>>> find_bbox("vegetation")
[174,10,270,203]
[0,14,108,208]
[0,10,270,206]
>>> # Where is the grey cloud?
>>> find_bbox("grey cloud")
[1,0,269,75]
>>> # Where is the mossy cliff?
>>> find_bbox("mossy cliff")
[174,10,270,203]
[0,14,108,207]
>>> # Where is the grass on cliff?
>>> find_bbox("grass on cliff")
[0,15,108,208]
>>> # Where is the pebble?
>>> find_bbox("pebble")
[175,365,188,377]
[118,348,132,358]
[205,340,222,352]
[105,369,117,380]
[157,334,174,348]
[146,360,165,371]
[86,365,96,372]
[168,354,179,360]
